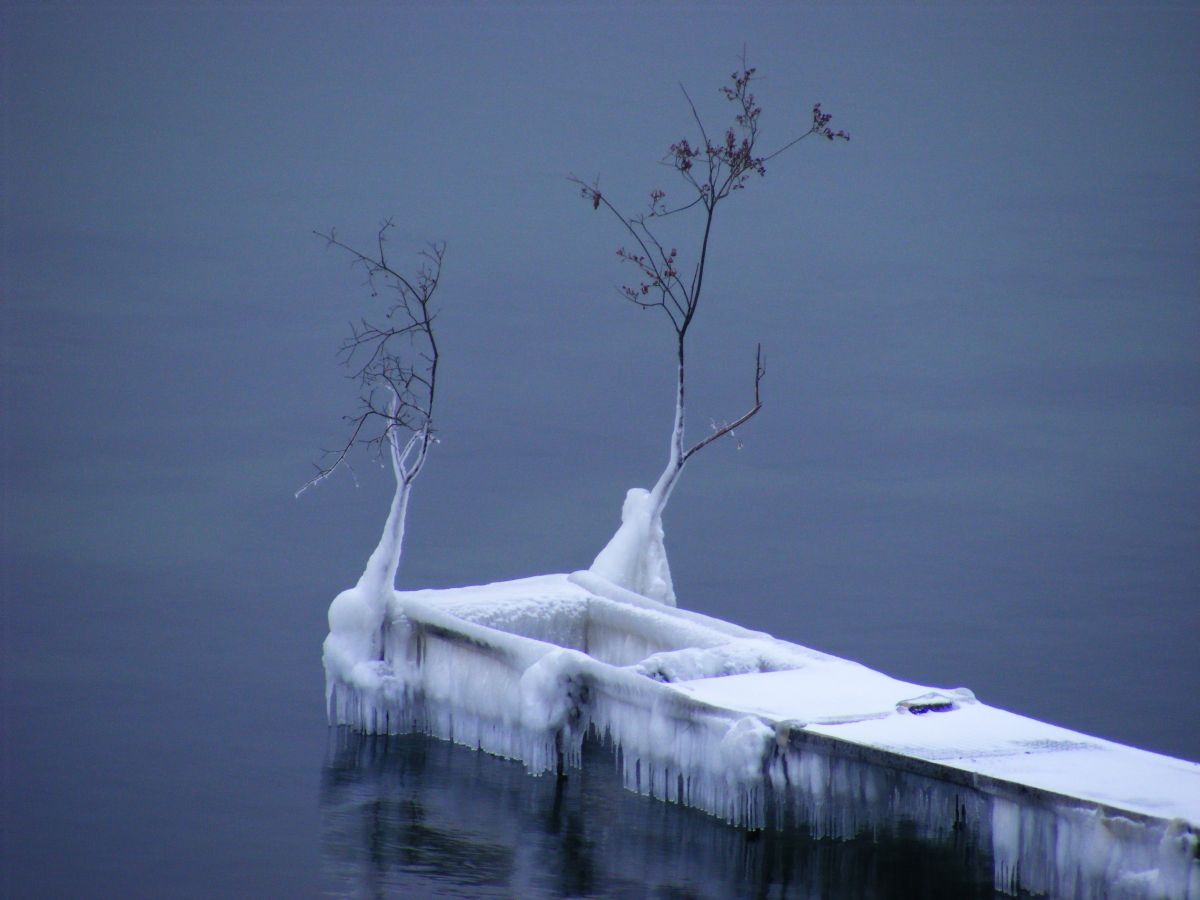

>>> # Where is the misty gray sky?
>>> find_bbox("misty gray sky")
[4,2,1198,762]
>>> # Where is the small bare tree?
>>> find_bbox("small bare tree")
[573,63,848,604]
[301,220,444,596]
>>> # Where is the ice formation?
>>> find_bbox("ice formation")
[588,390,690,607]
[590,487,676,606]
[322,427,418,701]
[323,491,1199,898]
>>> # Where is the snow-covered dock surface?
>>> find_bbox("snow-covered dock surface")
[325,572,1200,898]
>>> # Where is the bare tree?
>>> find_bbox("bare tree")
[573,63,848,604]
[301,220,444,596]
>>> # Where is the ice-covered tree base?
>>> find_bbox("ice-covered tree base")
[322,571,1199,899]
[589,488,676,606]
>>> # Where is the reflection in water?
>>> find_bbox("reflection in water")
[321,729,997,898]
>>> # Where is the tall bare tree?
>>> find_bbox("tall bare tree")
[573,64,848,604]
[301,221,444,597]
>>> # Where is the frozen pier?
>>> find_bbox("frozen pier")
[324,572,1200,898]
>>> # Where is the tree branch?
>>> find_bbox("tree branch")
[298,230,445,497]
[682,344,763,462]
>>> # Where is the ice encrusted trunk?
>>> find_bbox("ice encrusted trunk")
[323,426,427,703]
[590,325,760,607]
[309,230,444,709]
[589,365,688,606]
